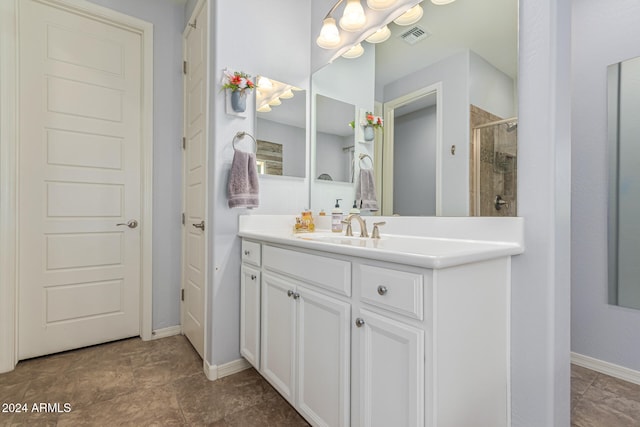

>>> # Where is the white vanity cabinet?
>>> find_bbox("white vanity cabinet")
[351,263,426,427]
[240,236,512,427]
[240,240,261,369]
[260,246,352,427]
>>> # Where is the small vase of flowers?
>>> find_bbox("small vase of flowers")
[222,70,255,113]
[350,112,383,141]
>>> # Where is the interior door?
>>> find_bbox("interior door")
[182,2,208,359]
[18,0,143,359]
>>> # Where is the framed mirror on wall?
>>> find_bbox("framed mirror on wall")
[255,76,306,178]
[608,55,640,310]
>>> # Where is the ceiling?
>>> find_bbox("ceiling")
[373,0,518,88]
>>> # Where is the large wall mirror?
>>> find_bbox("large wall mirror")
[309,0,517,216]
[255,76,306,178]
[608,56,640,310]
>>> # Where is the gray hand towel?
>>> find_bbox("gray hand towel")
[356,168,378,211]
[228,150,259,208]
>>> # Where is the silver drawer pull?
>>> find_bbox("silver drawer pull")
[287,290,294,297]
[250,274,256,280]
[244,250,250,256]
[355,318,365,328]
[292,292,300,300]
[377,285,388,296]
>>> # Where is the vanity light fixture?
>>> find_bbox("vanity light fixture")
[317,17,341,49]
[279,89,294,99]
[257,104,272,113]
[366,0,397,10]
[393,3,423,25]
[341,43,365,59]
[257,76,273,90]
[365,25,391,43]
[430,0,456,4]
[340,0,367,31]
[268,98,282,106]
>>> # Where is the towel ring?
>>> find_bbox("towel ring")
[359,153,373,168]
[232,131,257,153]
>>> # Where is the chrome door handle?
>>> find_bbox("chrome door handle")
[116,219,138,229]
[355,318,365,328]
[192,221,205,231]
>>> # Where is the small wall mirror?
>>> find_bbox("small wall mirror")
[608,55,640,310]
[255,76,306,178]
[314,94,356,183]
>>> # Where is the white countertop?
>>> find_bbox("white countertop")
[238,215,524,269]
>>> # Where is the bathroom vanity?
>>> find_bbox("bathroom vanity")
[238,215,523,427]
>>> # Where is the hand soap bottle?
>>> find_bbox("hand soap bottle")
[332,199,343,233]
[350,200,360,214]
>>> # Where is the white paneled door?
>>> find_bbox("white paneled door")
[182,2,208,359]
[18,0,143,359]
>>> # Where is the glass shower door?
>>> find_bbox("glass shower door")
[472,118,518,216]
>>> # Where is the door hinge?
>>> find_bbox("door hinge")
[182,212,185,225]
[181,289,184,301]
[182,137,186,150]
[183,61,187,75]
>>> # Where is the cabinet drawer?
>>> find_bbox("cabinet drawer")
[242,240,261,266]
[357,264,423,320]
[263,245,351,296]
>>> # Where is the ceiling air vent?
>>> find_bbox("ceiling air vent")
[399,25,431,45]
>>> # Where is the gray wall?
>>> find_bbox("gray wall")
[86,0,185,331]
[572,0,640,371]
[210,0,311,366]
[393,106,437,216]
[469,51,516,119]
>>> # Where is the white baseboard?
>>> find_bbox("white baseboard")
[571,352,640,385]
[150,325,181,340]
[204,357,252,381]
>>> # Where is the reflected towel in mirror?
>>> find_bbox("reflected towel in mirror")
[357,168,378,211]
[228,149,259,208]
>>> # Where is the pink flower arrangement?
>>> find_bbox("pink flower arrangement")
[349,111,383,130]
[222,70,255,93]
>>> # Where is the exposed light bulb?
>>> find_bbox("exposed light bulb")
[257,76,272,90]
[316,17,341,49]
[339,0,367,32]
[431,0,456,4]
[393,4,424,26]
[257,104,271,113]
[279,89,294,99]
[365,25,391,43]
[366,0,396,10]
[268,98,282,106]
[341,43,364,59]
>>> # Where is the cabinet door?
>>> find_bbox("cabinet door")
[297,286,351,427]
[261,273,297,404]
[354,308,424,427]
[240,265,261,369]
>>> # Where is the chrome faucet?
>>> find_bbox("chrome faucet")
[342,213,369,238]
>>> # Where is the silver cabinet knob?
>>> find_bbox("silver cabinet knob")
[292,292,300,300]
[377,285,388,296]
[250,274,256,280]
[244,250,250,256]
[116,219,138,229]
[355,318,365,328]
[192,220,205,230]
[287,290,294,297]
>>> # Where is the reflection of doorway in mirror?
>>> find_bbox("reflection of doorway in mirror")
[470,105,518,217]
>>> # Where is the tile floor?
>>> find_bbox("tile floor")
[2,335,640,426]
[571,364,640,426]
[0,335,308,426]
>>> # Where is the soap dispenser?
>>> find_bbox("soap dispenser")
[350,200,360,214]
[332,199,343,233]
